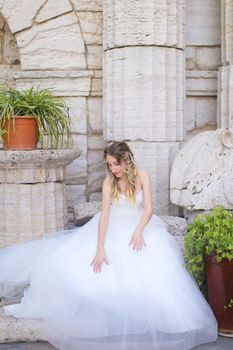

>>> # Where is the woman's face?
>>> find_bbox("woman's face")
[106,154,126,178]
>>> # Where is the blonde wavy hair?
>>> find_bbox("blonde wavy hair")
[104,142,137,203]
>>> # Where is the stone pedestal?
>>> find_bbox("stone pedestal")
[0,148,80,248]
[103,0,185,215]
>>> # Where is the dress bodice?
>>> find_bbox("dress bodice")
[111,190,144,214]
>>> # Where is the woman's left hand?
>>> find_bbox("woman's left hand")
[129,231,147,251]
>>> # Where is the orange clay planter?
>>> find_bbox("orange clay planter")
[206,255,233,336]
[2,116,39,150]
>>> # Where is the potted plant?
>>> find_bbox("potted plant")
[184,206,233,336]
[0,86,71,150]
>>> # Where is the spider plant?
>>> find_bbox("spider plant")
[0,86,72,148]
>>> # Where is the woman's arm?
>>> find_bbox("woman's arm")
[90,176,111,273]
[129,170,153,250]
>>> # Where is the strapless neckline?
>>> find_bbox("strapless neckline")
[119,190,142,198]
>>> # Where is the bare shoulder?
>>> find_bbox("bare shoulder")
[137,169,151,182]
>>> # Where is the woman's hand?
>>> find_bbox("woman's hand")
[90,249,109,273]
[129,231,147,251]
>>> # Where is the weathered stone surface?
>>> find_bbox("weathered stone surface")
[87,150,105,192]
[161,216,187,236]
[0,149,80,183]
[91,77,102,96]
[87,44,102,69]
[88,135,105,150]
[66,184,86,208]
[0,149,80,247]
[185,97,217,134]
[2,21,20,65]
[72,0,102,12]
[0,0,46,33]
[186,0,221,46]
[221,0,233,65]
[186,71,217,97]
[78,11,102,45]
[217,65,233,129]
[88,97,103,133]
[65,97,87,134]
[74,201,101,222]
[36,0,72,23]
[16,13,86,70]
[196,47,221,71]
[104,0,184,49]
[104,47,184,142]
[65,135,87,184]
[0,64,20,86]
[14,71,93,97]
[170,129,233,210]
[0,312,39,343]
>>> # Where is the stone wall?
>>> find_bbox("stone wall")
[185,0,221,139]
[0,14,20,85]
[0,0,105,224]
[0,0,223,221]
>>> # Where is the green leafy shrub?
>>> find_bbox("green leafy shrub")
[184,206,233,297]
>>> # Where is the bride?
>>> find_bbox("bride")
[0,141,217,350]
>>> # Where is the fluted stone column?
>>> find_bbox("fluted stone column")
[0,149,80,248]
[103,0,185,215]
[217,0,233,128]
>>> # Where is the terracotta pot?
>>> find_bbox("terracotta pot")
[2,115,39,150]
[206,254,233,336]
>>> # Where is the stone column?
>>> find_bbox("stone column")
[103,0,185,215]
[0,148,80,248]
[217,0,233,128]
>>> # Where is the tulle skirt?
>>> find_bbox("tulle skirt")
[0,207,217,350]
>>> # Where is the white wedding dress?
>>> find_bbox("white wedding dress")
[0,191,217,350]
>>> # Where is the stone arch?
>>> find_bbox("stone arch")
[0,13,21,85]
[0,0,86,70]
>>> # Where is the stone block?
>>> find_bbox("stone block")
[184,97,195,132]
[66,184,86,208]
[65,135,87,184]
[186,0,221,46]
[104,47,184,142]
[0,65,20,86]
[72,0,102,11]
[16,13,86,70]
[78,11,103,45]
[91,77,102,96]
[89,192,102,201]
[217,65,233,129]
[196,47,221,71]
[221,0,233,65]
[87,150,105,191]
[88,135,105,150]
[87,97,103,133]
[0,0,46,33]
[186,71,217,96]
[170,129,233,210]
[14,71,93,97]
[36,0,72,23]
[87,44,102,69]
[195,97,217,128]
[2,22,20,65]
[65,97,87,134]
[104,0,184,49]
